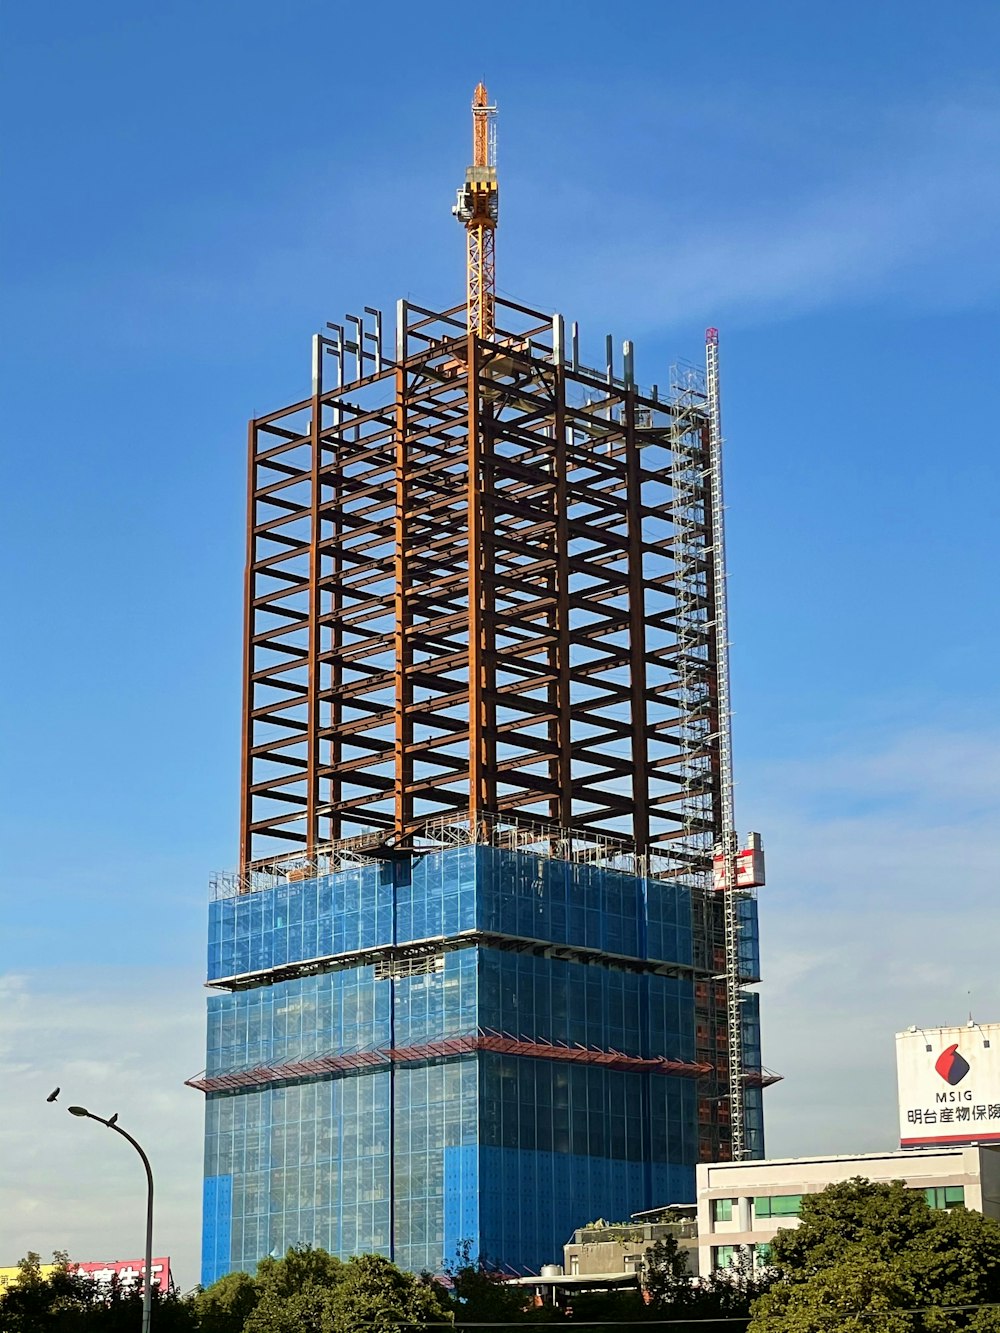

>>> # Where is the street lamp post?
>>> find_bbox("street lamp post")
[68,1107,154,1333]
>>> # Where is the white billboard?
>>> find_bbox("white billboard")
[896,1023,1000,1148]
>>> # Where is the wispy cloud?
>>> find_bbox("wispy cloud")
[0,968,204,1288]
[12,96,999,363]
[515,98,1000,332]
[746,725,1000,1156]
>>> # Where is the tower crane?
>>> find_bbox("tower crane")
[452,82,498,340]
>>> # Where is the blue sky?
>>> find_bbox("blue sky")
[2,0,999,1289]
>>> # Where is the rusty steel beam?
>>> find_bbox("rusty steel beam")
[238,297,725,884]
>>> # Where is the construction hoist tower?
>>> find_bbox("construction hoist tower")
[706,328,752,1161]
[452,82,497,338]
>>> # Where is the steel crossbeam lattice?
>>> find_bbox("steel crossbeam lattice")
[239,297,729,881]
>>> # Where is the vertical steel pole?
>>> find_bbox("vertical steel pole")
[466,332,487,831]
[624,388,650,854]
[705,327,746,1159]
[393,362,411,838]
[239,420,258,877]
[554,365,573,831]
[306,351,322,859]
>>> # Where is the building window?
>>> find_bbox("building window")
[755,1243,771,1268]
[712,1245,736,1270]
[569,1255,579,1275]
[924,1186,965,1210]
[711,1198,735,1222]
[754,1194,802,1219]
[623,1254,644,1274]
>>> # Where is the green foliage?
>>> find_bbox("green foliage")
[193,1270,259,1333]
[0,1250,195,1333]
[644,1235,774,1328]
[750,1252,916,1333]
[238,1245,451,1333]
[901,1197,1000,1311]
[642,1234,691,1306]
[243,1247,342,1333]
[766,1176,935,1275]
[324,1252,451,1333]
[444,1242,537,1326]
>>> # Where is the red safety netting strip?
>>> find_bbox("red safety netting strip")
[186,1034,713,1094]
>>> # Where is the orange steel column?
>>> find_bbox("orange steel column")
[393,363,412,838]
[466,334,489,831]
[552,363,574,829]
[305,381,322,861]
[238,418,258,876]
[624,389,650,855]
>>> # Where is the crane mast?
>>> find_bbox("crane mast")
[452,82,498,339]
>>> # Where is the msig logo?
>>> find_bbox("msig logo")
[935,1044,971,1087]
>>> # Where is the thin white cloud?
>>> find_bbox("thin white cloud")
[746,726,1000,1157]
[13,96,999,360]
[515,98,1000,332]
[0,968,205,1289]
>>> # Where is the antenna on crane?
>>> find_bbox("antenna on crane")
[452,82,498,340]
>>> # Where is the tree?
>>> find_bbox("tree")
[0,1250,195,1333]
[444,1242,537,1327]
[748,1177,1000,1333]
[193,1270,259,1333]
[642,1234,692,1308]
[901,1198,1000,1312]
[643,1236,774,1331]
[698,1245,777,1321]
[766,1177,935,1276]
[324,1253,452,1333]
[244,1247,343,1333]
[238,1246,452,1333]
[750,1253,915,1333]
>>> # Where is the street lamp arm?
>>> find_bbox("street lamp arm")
[66,1106,154,1333]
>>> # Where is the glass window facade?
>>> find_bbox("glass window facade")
[200,846,760,1283]
[711,1197,734,1222]
[754,1193,802,1219]
[924,1186,965,1209]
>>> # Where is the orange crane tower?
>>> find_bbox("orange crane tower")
[452,82,498,338]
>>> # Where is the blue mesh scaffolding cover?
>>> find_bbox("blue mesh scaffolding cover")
[477,948,694,1060]
[205,966,390,1075]
[207,862,394,981]
[399,846,477,945]
[201,844,708,1278]
[472,847,692,967]
[737,894,761,981]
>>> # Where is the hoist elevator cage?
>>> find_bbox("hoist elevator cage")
[195,296,765,1283]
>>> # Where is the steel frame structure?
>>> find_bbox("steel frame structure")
[240,296,728,868]
[238,294,756,1158]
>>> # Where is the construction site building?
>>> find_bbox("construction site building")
[191,288,770,1279]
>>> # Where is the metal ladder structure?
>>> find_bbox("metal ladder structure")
[668,366,714,877]
[704,328,747,1161]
